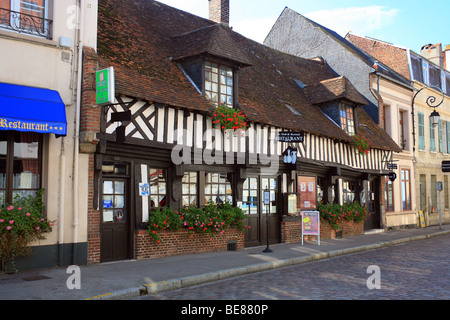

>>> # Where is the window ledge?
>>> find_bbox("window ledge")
[0,28,58,48]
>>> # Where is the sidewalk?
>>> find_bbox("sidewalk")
[1,224,449,300]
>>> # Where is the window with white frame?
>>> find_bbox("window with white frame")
[422,61,429,85]
[0,0,51,38]
[339,103,355,136]
[204,61,234,107]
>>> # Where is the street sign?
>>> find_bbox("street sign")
[387,163,398,170]
[389,172,397,182]
[442,161,450,173]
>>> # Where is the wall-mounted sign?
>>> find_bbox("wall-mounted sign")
[283,146,298,165]
[277,131,304,143]
[139,183,149,196]
[387,163,398,170]
[442,161,450,173]
[389,172,397,182]
[96,67,115,105]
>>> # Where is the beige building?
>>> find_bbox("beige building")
[0,0,98,270]
[347,36,450,228]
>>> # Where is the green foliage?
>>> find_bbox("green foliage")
[0,190,54,272]
[318,201,369,231]
[147,201,248,244]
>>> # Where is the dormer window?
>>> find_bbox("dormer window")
[205,61,233,106]
[339,103,355,136]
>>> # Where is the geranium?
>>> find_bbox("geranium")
[353,134,371,155]
[0,190,54,272]
[211,103,248,135]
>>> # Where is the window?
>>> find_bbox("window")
[401,169,411,211]
[242,177,258,214]
[418,113,425,150]
[429,117,436,151]
[0,0,51,38]
[0,131,42,206]
[399,111,407,150]
[204,173,232,204]
[182,172,197,207]
[342,180,356,204]
[339,103,355,136]
[148,168,167,209]
[204,61,233,106]
[422,61,429,85]
[384,177,394,212]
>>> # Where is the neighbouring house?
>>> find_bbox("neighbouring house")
[77,0,400,264]
[346,35,450,227]
[265,7,417,230]
[0,0,98,270]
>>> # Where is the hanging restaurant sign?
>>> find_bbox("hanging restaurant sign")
[276,131,304,143]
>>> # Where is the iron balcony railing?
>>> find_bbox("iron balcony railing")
[0,7,52,39]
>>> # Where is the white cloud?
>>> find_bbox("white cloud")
[305,6,399,37]
[231,16,279,43]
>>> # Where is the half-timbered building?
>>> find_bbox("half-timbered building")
[80,0,400,263]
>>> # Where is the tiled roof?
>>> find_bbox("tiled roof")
[170,24,252,66]
[304,76,368,106]
[345,34,411,81]
[96,0,400,151]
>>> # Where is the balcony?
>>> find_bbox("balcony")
[0,7,52,39]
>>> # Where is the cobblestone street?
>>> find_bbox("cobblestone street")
[141,234,450,300]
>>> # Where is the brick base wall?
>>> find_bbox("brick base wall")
[282,219,364,243]
[135,228,245,260]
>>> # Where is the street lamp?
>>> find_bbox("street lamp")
[430,109,441,127]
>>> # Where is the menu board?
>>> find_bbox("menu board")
[297,176,317,210]
[301,211,320,246]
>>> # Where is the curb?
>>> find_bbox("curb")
[86,230,450,300]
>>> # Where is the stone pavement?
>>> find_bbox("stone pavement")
[0,224,449,300]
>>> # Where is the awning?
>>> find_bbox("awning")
[0,82,67,137]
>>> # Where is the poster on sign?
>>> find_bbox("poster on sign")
[301,211,320,246]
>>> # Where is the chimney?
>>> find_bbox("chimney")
[421,43,444,67]
[209,0,229,26]
[444,45,450,72]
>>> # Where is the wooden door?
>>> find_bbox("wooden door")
[101,178,130,262]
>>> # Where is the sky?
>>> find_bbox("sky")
[155,0,449,53]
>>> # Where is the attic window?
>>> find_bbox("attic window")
[339,102,355,136]
[294,79,306,88]
[285,104,302,116]
[204,61,233,107]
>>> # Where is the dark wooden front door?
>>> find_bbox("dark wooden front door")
[364,178,381,231]
[243,176,280,247]
[101,178,130,262]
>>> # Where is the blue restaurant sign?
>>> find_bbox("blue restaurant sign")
[0,82,67,136]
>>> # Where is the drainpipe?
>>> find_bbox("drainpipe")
[58,137,65,266]
[72,0,85,265]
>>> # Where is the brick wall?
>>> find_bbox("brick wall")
[282,219,364,243]
[135,228,244,260]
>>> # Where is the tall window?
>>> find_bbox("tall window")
[204,173,232,204]
[0,0,50,38]
[384,177,394,212]
[204,61,233,106]
[418,113,425,150]
[399,111,406,150]
[401,169,411,211]
[0,131,42,206]
[182,172,197,207]
[339,103,355,136]
[148,168,167,209]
